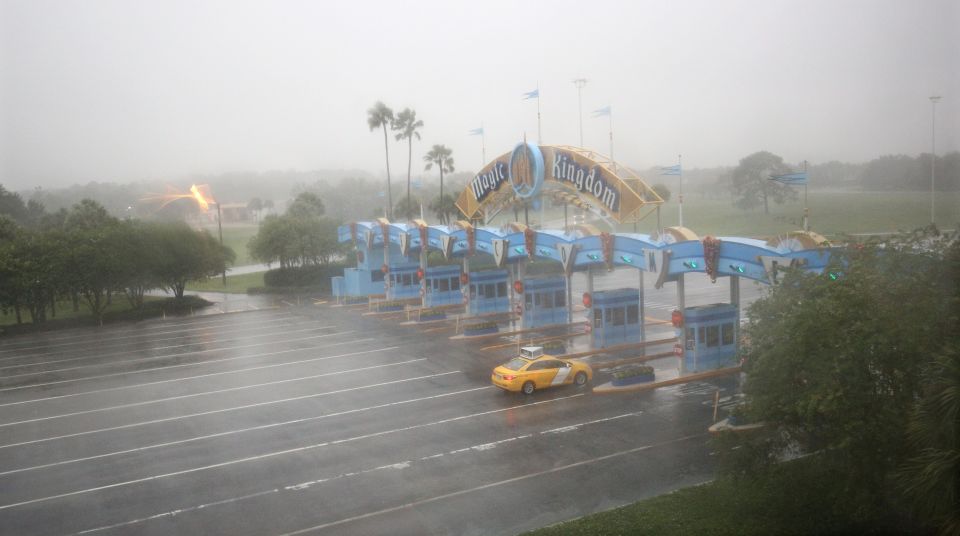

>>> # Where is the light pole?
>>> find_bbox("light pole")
[573,78,587,147]
[216,202,226,286]
[929,95,941,226]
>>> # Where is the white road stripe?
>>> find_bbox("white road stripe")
[0,365,448,450]
[0,331,351,381]
[0,340,382,407]
[0,387,582,512]
[0,312,297,353]
[0,325,335,370]
[72,406,645,536]
[0,382,486,477]
[0,358,428,428]
[280,434,702,535]
[0,334,364,394]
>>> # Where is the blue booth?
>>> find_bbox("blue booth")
[386,262,421,300]
[679,303,738,372]
[424,265,463,307]
[467,270,510,315]
[522,276,567,327]
[588,288,641,348]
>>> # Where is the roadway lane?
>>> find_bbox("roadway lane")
[0,296,738,535]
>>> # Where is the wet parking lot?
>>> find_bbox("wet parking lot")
[0,282,744,535]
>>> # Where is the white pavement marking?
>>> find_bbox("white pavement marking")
[0,358,428,428]
[72,410,644,536]
[0,383,488,477]
[0,340,382,407]
[0,331,351,381]
[0,312,297,353]
[279,434,702,535]
[0,325,336,370]
[0,333,363,394]
[0,387,580,511]
[0,364,443,450]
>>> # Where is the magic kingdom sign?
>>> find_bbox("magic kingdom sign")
[456,144,663,224]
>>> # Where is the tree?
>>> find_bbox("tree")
[735,229,959,526]
[428,193,457,225]
[729,151,797,214]
[424,144,455,210]
[154,223,234,299]
[247,197,263,222]
[367,101,395,220]
[651,183,672,202]
[392,108,423,220]
[393,196,420,222]
[0,185,28,225]
[287,191,325,219]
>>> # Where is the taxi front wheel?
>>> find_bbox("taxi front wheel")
[522,381,535,395]
[574,372,588,386]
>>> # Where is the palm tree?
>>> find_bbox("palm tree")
[392,108,423,220]
[367,102,395,219]
[424,144,455,211]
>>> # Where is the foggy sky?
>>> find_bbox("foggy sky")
[1,0,957,191]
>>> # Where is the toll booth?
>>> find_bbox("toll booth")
[467,270,510,315]
[424,265,463,307]
[679,303,738,372]
[386,263,420,300]
[588,288,641,349]
[522,276,567,327]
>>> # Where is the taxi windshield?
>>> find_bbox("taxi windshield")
[502,357,529,371]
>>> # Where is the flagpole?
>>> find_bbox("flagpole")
[678,154,683,228]
[481,122,486,165]
[608,109,614,172]
[803,159,809,231]
[536,84,542,145]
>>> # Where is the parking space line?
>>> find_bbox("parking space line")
[0,312,298,352]
[0,335,369,394]
[0,340,384,407]
[1,384,487,477]
[0,358,429,428]
[0,360,434,450]
[69,408,656,535]
[0,386,581,512]
[0,325,338,370]
[279,434,702,535]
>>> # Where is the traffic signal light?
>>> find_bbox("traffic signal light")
[683,260,699,269]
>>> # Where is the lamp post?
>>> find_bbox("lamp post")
[573,78,587,147]
[929,95,941,226]
[216,202,226,286]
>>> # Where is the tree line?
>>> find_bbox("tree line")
[0,191,233,326]
[247,192,345,269]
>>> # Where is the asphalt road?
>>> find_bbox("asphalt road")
[0,271,756,535]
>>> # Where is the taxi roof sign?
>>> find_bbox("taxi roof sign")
[520,346,544,359]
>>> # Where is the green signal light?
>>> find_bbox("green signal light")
[514,247,524,254]
[620,255,633,263]
[587,253,601,261]
[828,271,840,280]
[730,264,745,273]
[683,261,699,269]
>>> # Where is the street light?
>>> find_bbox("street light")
[572,78,588,147]
[929,95,941,226]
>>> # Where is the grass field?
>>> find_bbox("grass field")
[198,223,259,265]
[185,271,265,294]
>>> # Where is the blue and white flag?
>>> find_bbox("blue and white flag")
[522,89,539,100]
[592,105,611,117]
[377,191,385,198]
[769,172,808,185]
[468,127,484,136]
[659,164,681,176]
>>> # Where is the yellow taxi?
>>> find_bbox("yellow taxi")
[491,346,593,394]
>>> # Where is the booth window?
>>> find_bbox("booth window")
[606,307,625,326]
[438,278,449,291]
[722,323,734,345]
[698,327,706,344]
[402,274,412,286]
[451,278,460,291]
[537,293,554,308]
[627,305,638,324]
[555,291,566,307]
[525,293,533,307]
[497,282,507,297]
[593,308,602,327]
[372,270,384,282]
[707,325,720,347]
[470,284,477,298]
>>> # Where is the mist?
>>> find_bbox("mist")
[1,0,957,192]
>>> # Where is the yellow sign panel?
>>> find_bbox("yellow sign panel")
[455,145,662,223]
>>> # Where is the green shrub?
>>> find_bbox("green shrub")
[613,365,654,380]
[263,263,348,290]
